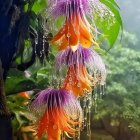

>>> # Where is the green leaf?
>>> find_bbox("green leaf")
[32,0,47,14]
[104,0,120,9]
[12,79,37,93]
[96,0,123,49]
[100,0,122,26]
[5,69,36,95]
[94,47,108,55]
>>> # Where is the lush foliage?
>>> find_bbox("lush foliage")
[93,32,140,139]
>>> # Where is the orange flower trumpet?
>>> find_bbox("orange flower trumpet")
[30,88,83,140]
[51,14,98,51]
[55,46,106,96]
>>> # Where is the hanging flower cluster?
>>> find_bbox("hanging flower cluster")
[30,88,82,139]
[50,0,100,51]
[56,45,106,96]
[30,0,118,139]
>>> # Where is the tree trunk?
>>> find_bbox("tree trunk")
[114,135,131,140]
[101,116,118,138]
[101,116,133,140]
[0,60,13,140]
[0,1,28,139]
[114,120,132,140]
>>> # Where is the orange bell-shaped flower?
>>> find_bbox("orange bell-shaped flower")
[51,14,98,51]
[63,65,93,97]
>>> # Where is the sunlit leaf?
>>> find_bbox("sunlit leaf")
[96,0,123,50]
[100,0,122,26]
[32,0,47,14]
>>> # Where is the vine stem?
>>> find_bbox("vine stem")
[0,59,10,115]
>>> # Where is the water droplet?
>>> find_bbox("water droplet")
[53,124,58,130]
[67,33,71,38]
[77,83,80,87]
